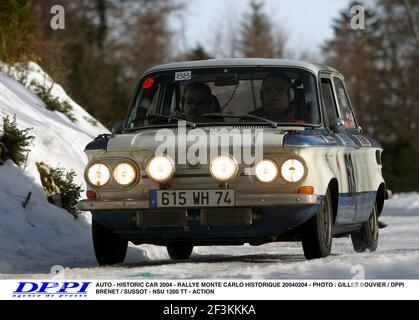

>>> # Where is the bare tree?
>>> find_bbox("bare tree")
[403,0,419,46]
[117,0,182,76]
[29,0,182,128]
[209,8,240,58]
[272,25,288,58]
[95,0,108,49]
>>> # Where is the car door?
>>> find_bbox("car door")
[320,75,357,225]
[332,77,376,223]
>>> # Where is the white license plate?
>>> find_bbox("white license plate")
[149,190,235,208]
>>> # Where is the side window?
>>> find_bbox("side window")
[128,83,161,128]
[333,78,356,129]
[143,84,161,115]
[169,88,179,115]
[320,78,338,127]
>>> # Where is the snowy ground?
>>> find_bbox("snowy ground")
[382,193,419,216]
[0,63,418,279]
[1,214,418,279]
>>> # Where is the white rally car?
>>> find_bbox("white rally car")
[78,59,390,265]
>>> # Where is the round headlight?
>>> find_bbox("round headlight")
[113,162,137,186]
[209,156,238,182]
[281,159,305,183]
[255,159,278,183]
[147,156,175,183]
[87,163,111,187]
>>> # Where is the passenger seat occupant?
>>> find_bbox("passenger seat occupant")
[181,82,215,122]
[250,73,302,123]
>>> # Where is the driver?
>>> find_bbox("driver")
[250,73,295,122]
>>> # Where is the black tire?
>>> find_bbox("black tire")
[302,189,333,260]
[351,202,379,253]
[92,219,128,266]
[167,244,193,260]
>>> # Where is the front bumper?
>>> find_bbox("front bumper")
[78,193,321,211]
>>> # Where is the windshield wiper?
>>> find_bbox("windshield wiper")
[145,114,197,128]
[125,114,196,131]
[127,113,196,130]
[202,113,278,128]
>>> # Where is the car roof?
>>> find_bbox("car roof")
[146,58,338,75]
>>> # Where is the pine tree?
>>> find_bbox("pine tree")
[323,0,419,142]
[323,0,419,192]
[239,0,275,58]
[0,114,34,167]
[323,1,384,138]
[183,44,212,61]
[121,0,180,76]
[0,0,35,63]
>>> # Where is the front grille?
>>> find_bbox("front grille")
[201,208,252,227]
[137,210,187,228]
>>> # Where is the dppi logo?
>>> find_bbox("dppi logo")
[13,281,91,298]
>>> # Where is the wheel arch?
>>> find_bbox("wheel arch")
[376,183,386,217]
[328,178,339,224]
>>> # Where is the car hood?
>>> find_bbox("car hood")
[106,127,289,150]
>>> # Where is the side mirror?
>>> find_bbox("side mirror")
[331,118,345,132]
[358,126,363,133]
[112,120,124,135]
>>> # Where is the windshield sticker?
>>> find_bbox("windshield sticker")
[175,71,191,81]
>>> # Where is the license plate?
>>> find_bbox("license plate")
[149,190,235,208]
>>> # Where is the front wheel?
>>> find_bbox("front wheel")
[167,244,193,260]
[92,219,128,266]
[351,202,379,253]
[302,189,333,259]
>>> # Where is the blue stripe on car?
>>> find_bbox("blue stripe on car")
[336,191,376,224]
[284,134,339,146]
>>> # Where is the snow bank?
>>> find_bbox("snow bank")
[382,192,419,216]
[0,161,95,273]
[0,61,109,187]
[0,62,107,273]
[0,161,150,274]
[0,62,150,273]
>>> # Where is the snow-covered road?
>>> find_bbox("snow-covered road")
[2,216,419,279]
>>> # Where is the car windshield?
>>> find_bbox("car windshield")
[126,67,320,129]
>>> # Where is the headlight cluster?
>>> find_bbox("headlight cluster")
[207,155,305,184]
[145,155,240,183]
[254,158,305,183]
[86,161,137,187]
[86,155,306,187]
